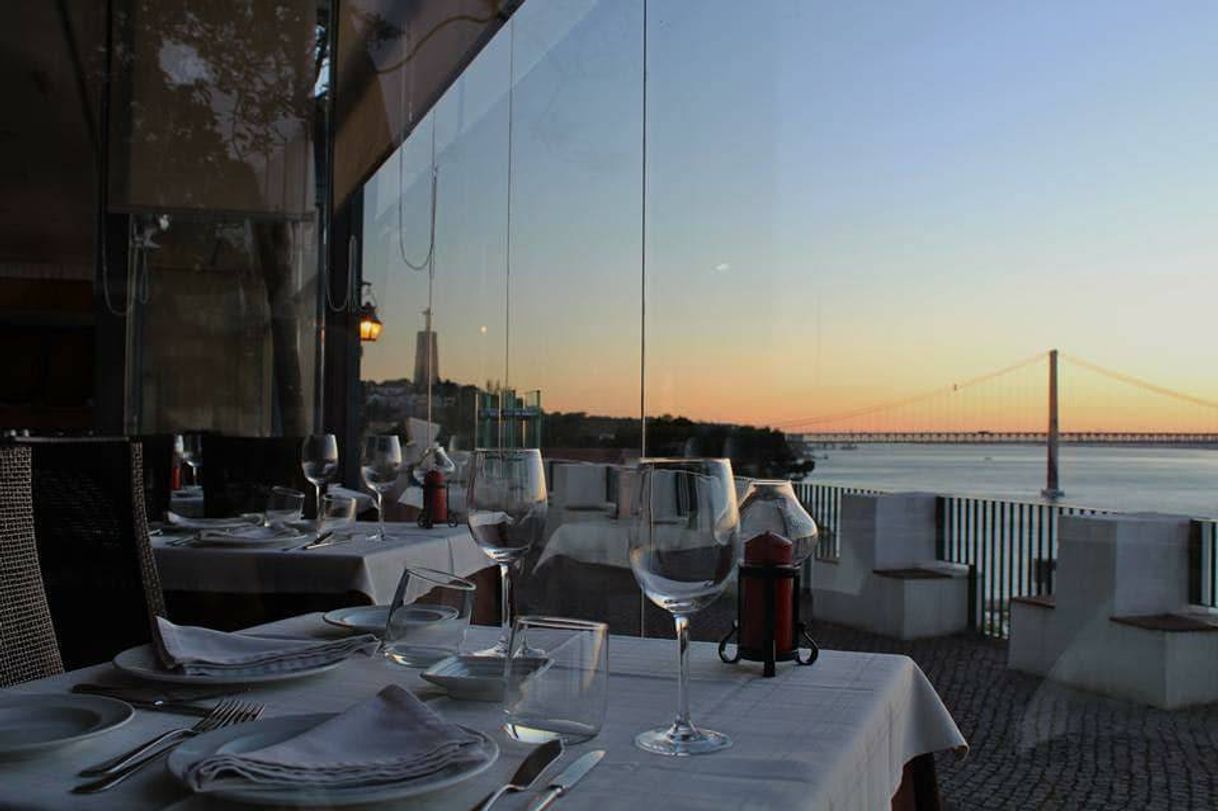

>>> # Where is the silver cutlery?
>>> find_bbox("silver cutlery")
[295,530,355,551]
[74,699,263,793]
[77,693,212,717]
[526,750,605,811]
[72,683,242,716]
[288,530,335,551]
[474,738,564,810]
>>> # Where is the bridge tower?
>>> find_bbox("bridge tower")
[1042,348,1064,499]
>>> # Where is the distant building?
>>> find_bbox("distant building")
[413,330,438,385]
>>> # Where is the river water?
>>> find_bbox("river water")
[806,443,1218,519]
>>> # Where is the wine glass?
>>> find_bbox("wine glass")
[361,435,402,541]
[177,434,203,486]
[465,448,547,657]
[629,458,740,756]
[301,434,339,519]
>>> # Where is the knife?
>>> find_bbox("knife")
[71,685,215,717]
[526,750,605,811]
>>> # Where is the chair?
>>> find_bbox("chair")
[23,438,166,669]
[200,435,309,517]
[0,445,63,686]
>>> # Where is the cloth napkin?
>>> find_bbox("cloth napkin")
[195,525,300,544]
[166,512,261,531]
[183,684,485,792]
[154,618,378,678]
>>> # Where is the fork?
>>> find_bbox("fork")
[73,700,264,793]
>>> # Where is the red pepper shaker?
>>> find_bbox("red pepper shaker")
[740,532,794,654]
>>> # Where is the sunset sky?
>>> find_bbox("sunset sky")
[361,0,1218,435]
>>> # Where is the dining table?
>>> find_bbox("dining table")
[0,613,967,810]
[152,523,488,606]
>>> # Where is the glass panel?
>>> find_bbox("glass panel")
[110,1,323,435]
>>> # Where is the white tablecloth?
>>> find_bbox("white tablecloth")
[0,614,965,811]
[153,524,489,604]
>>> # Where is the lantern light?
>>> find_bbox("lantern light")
[358,282,383,342]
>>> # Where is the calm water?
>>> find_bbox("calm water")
[807,444,1218,519]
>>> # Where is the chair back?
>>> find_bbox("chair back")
[24,438,166,669]
[201,435,308,518]
[0,445,64,686]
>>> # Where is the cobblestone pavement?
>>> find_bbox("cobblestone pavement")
[804,620,1218,811]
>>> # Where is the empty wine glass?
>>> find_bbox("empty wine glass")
[177,434,203,486]
[361,435,402,541]
[629,458,740,756]
[466,448,547,657]
[301,434,339,520]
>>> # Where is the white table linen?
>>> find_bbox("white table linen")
[0,613,965,811]
[152,524,488,604]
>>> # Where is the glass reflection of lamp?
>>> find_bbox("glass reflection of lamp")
[358,281,383,342]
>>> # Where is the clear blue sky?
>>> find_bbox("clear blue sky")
[362,0,1218,433]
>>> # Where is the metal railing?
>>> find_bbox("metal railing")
[1191,519,1217,609]
[791,482,881,560]
[937,496,1106,637]
[794,482,1218,638]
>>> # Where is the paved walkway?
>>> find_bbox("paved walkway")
[807,621,1218,810]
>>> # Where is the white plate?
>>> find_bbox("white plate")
[112,644,345,686]
[322,605,390,634]
[421,654,551,702]
[167,714,498,807]
[0,694,133,757]
[193,526,310,547]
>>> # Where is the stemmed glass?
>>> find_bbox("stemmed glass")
[301,434,339,519]
[629,458,740,756]
[465,448,547,658]
[176,434,203,486]
[361,435,402,541]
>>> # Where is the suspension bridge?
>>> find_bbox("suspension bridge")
[783,349,1218,446]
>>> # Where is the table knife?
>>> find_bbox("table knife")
[72,685,213,717]
[526,750,605,811]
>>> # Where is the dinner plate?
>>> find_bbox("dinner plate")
[0,694,133,758]
[112,644,345,686]
[166,714,499,807]
[322,605,390,634]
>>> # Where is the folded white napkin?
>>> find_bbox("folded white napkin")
[183,685,485,792]
[155,618,378,678]
[167,512,261,531]
[195,525,301,544]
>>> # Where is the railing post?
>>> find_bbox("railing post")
[934,495,946,560]
[1188,519,1203,605]
[967,563,979,633]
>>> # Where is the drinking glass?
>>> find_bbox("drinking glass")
[177,434,203,486]
[466,448,547,657]
[382,566,475,667]
[739,480,819,564]
[301,434,339,519]
[629,458,740,756]
[503,616,608,744]
[265,487,305,526]
[318,493,357,532]
[361,435,402,541]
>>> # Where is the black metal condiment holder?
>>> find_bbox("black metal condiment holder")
[718,562,819,677]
